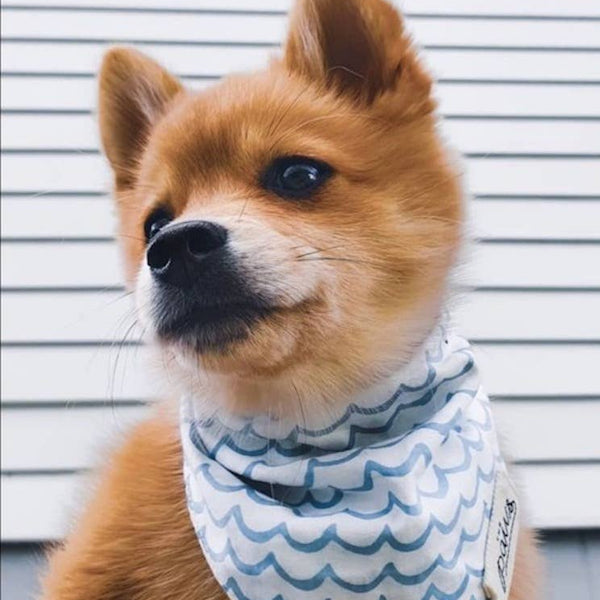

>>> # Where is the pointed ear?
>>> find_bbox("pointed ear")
[98,47,183,189]
[284,0,430,104]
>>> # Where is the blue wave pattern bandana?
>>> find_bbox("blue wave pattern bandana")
[181,329,504,600]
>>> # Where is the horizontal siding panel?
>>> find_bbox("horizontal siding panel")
[4,462,598,541]
[3,291,600,344]
[442,121,600,155]
[1,346,153,402]
[1,241,123,288]
[2,344,598,403]
[0,41,271,76]
[1,10,294,44]
[3,154,599,196]
[473,344,600,397]
[1,154,109,193]
[465,158,600,197]
[468,244,600,288]
[1,196,116,239]
[1,405,149,471]
[3,41,600,82]
[3,0,600,18]
[1,473,90,541]
[470,200,600,241]
[2,401,598,472]
[4,77,599,117]
[492,401,600,462]
[0,291,140,343]
[1,76,117,111]
[0,0,292,8]
[3,10,600,48]
[4,241,599,289]
[438,84,600,118]
[5,197,600,241]
[5,114,600,155]
[1,114,100,150]
[520,464,600,529]
[358,0,600,17]
[456,292,600,341]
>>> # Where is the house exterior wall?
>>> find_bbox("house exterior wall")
[2,0,599,547]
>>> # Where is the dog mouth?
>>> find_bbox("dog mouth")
[143,243,320,353]
[152,295,277,352]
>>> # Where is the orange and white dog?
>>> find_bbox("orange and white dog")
[41,0,541,598]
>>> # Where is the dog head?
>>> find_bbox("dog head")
[99,0,463,418]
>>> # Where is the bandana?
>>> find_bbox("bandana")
[181,328,511,600]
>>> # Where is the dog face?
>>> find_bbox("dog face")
[99,0,463,416]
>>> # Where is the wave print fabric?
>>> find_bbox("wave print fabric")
[181,329,504,600]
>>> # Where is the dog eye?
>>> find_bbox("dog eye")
[262,156,333,199]
[144,207,173,242]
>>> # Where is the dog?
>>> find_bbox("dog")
[41,0,542,598]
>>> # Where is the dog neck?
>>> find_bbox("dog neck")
[170,309,445,430]
[182,324,454,446]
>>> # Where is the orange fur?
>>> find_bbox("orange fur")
[41,410,225,600]
[41,412,540,600]
[42,0,542,597]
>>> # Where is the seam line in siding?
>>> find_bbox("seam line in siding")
[3,6,600,20]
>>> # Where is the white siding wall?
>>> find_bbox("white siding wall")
[1,0,599,541]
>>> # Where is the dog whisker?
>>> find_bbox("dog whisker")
[293,244,348,260]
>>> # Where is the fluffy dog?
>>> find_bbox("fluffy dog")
[41,0,541,598]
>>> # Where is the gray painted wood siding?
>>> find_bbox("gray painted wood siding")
[1,0,600,541]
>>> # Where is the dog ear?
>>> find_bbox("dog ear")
[98,47,183,189]
[284,0,430,105]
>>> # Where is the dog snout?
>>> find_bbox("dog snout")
[146,221,228,288]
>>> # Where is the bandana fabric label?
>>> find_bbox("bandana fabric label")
[181,329,510,600]
[483,470,520,600]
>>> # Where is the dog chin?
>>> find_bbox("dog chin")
[154,302,277,354]
[150,296,322,372]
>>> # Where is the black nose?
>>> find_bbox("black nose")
[147,221,228,288]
